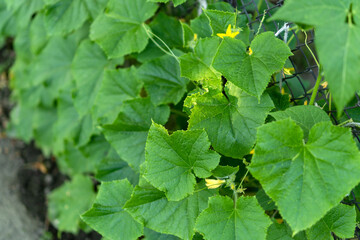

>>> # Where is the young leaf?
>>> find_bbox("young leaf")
[307,204,356,240]
[144,123,220,201]
[249,119,360,234]
[48,175,96,233]
[180,37,222,90]
[270,105,330,139]
[124,183,215,240]
[81,179,143,240]
[188,83,274,158]
[102,98,170,172]
[138,55,189,106]
[213,32,292,99]
[195,196,271,240]
[90,0,158,58]
[204,9,236,36]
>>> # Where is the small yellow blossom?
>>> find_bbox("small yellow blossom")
[205,179,226,189]
[248,47,253,55]
[194,33,198,41]
[217,24,239,39]
[321,81,328,88]
[304,100,308,105]
[249,149,255,155]
[230,183,235,190]
[281,88,285,95]
[283,67,295,76]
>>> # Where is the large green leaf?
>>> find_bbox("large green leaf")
[307,204,356,240]
[124,183,215,240]
[30,36,77,101]
[138,55,188,105]
[93,67,143,125]
[48,175,96,233]
[44,0,107,36]
[72,39,111,118]
[249,118,360,233]
[90,0,158,58]
[147,0,187,7]
[213,32,292,98]
[144,123,220,201]
[82,179,143,240]
[188,83,274,158]
[180,37,222,90]
[95,148,139,185]
[270,105,330,139]
[271,0,360,113]
[195,196,271,240]
[102,98,170,171]
[270,0,350,27]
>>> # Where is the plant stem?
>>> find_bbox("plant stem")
[170,109,188,118]
[303,30,321,105]
[309,71,322,105]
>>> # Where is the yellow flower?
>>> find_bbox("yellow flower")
[321,81,328,88]
[194,33,198,41]
[304,100,308,105]
[281,88,285,95]
[248,47,253,55]
[217,24,239,39]
[249,149,255,155]
[283,67,294,76]
[205,179,226,189]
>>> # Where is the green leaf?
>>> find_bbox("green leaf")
[180,37,222,90]
[72,39,111,118]
[195,196,271,240]
[147,0,187,7]
[204,9,236,36]
[138,55,188,105]
[249,118,360,233]
[188,83,274,158]
[190,13,212,38]
[48,175,96,233]
[30,14,47,55]
[316,23,360,114]
[271,0,360,113]
[144,228,180,240]
[149,12,183,48]
[90,0,158,58]
[44,0,107,36]
[266,222,306,240]
[124,183,215,240]
[33,107,57,156]
[30,36,77,101]
[213,32,292,98]
[82,179,143,240]
[307,204,356,240]
[270,105,330,139]
[93,67,143,125]
[256,189,276,212]
[95,148,139,185]
[102,98,170,171]
[211,165,239,178]
[144,123,220,201]
[270,0,350,27]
